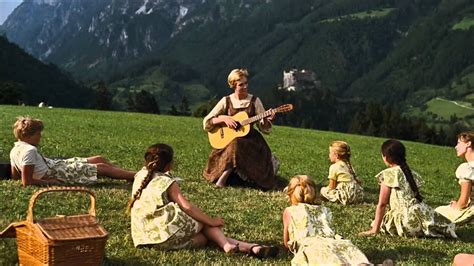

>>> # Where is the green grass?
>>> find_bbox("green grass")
[452,17,474,30]
[321,8,396,23]
[0,105,472,265]
[425,97,474,120]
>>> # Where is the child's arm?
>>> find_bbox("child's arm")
[450,181,472,209]
[328,179,337,190]
[11,165,20,180]
[282,208,290,249]
[168,182,224,227]
[21,165,62,187]
[359,184,391,236]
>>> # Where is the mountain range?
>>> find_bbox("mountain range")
[1,0,473,120]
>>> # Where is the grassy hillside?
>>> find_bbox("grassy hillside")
[0,105,472,265]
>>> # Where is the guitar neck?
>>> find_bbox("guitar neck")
[241,109,275,126]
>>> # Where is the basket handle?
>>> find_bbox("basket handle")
[27,186,97,223]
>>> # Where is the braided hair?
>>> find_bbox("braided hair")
[127,143,174,213]
[330,141,358,180]
[381,139,423,202]
[285,175,320,205]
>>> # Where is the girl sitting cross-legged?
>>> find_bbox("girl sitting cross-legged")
[128,143,279,258]
[320,141,364,205]
[9,116,135,186]
[359,139,457,238]
[283,175,370,265]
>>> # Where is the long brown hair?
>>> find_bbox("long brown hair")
[127,143,174,213]
[381,139,423,202]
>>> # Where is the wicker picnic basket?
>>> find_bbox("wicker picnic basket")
[0,187,108,265]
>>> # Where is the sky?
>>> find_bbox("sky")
[0,0,23,25]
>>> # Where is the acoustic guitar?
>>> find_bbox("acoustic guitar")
[208,104,293,149]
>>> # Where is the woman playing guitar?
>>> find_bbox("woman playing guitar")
[202,69,277,190]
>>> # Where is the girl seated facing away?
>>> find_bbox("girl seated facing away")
[283,175,370,265]
[128,143,278,258]
[320,141,364,205]
[359,139,457,238]
[9,116,135,186]
[435,131,474,225]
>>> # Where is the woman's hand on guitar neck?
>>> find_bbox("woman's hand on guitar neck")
[267,108,276,122]
[213,116,239,129]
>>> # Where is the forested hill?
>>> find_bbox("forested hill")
[2,0,472,107]
[0,0,472,143]
[0,36,94,107]
[346,1,474,106]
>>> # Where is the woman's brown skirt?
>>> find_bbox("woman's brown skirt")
[203,129,276,190]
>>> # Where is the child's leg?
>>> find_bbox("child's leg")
[201,225,271,255]
[201,225,237,253]
[96,163,135,180]
[86,155,112,165]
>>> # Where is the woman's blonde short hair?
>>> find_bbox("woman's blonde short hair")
[285,175,319,205]
[12,116,43,140]
[227,68,249,88]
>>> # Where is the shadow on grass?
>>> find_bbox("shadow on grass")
[103,257,152,266]
[223,172,289,191]
[362,186,380,204]
[364,246,448,264]
[456,226,474,242]
[91,180,132,190]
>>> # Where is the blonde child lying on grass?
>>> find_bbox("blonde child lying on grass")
[10,116,135,186]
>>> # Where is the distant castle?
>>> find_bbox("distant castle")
[279,68,320,91]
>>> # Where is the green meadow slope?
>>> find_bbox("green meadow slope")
[0,105,472,264]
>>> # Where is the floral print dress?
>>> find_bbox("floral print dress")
[286,203,369,265]
[435,162,474,225]
[131,168,202,249]
[377,166,457,238]
[320,161,364,205]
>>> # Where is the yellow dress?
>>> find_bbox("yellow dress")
[435,162,474,225]
[377,167,457,237]
[131,168,202,249]
[320,161,364,205]
[286,203,369,265]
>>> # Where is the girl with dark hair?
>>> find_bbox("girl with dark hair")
[128,143,278,258]
[435,131,474,224]
[359,139,457,238]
